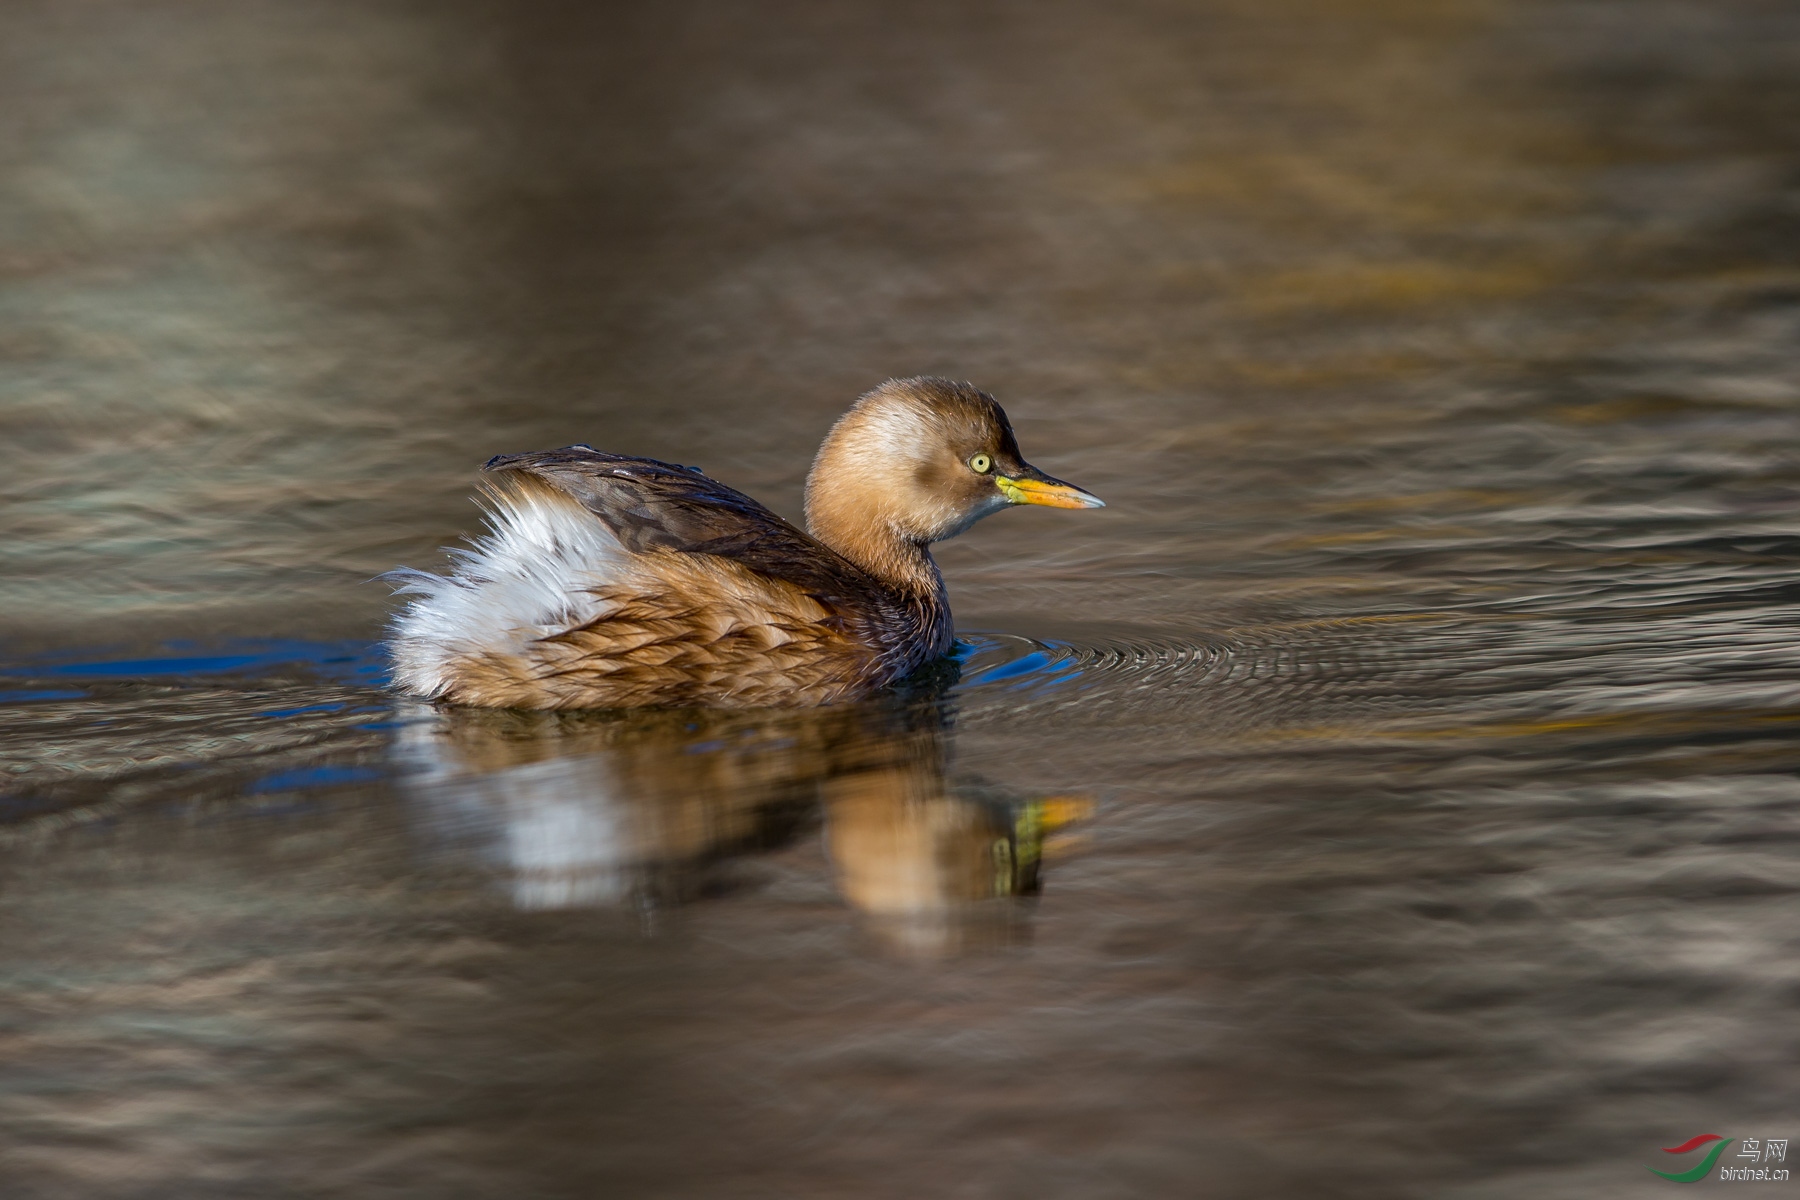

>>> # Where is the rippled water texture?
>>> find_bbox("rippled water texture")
[4,1,1800,1196]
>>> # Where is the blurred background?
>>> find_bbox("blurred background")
[2,1,1799,1197]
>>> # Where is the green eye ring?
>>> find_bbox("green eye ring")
[970,453,992,474]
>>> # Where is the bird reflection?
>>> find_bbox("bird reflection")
[392,696,1087,955]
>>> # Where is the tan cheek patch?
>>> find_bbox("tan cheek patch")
[912,458,952,491]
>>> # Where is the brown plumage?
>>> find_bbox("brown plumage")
[386,377,1102,708]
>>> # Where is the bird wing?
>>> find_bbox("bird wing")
[480,446,879,607]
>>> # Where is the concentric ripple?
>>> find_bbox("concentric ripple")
[953,631,1230,703]
[954,616,1532,732]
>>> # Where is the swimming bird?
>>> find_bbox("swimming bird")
[386,377,1103,708]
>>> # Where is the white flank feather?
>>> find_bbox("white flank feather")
[385,486,626,697]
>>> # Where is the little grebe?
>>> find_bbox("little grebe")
[386,377,1102,708]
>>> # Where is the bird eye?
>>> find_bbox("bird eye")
[970,453,992,474]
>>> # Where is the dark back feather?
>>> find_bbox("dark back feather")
[482,447,895,616]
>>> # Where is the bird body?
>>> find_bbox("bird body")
[386,378,1101,709]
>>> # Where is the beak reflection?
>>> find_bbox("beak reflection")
[394,700,1089,956]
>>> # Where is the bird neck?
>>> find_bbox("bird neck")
[804,448,947,600]
[803,423,954,662]
[810,508,947,603]
[807,496,954,663]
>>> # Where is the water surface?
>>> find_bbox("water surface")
[4,1,1800,1196]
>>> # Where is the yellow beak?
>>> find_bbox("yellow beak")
[996,475,1105,509]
